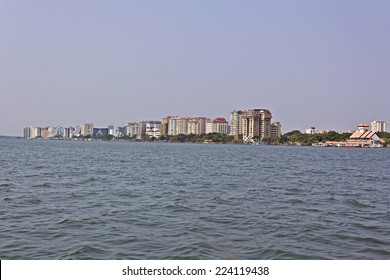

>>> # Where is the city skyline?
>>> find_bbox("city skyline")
[1,1,390,136]
[21,111,388,139]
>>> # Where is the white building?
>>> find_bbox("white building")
[168,117,189,135]
[305,127,319,134]
[126,122,142,138]
[144,121,161,138]
[108,125,115,136]
[371,120,387,133]
[206,118,228,134]
[31,127,41,138]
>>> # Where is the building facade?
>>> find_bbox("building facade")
[187,117,207,135]
[270,122,282,138]
[64,127,74,139]
[126,122,142,138]
[23,127,31,138]
[206,118,228,134]
[31,127,41,138]
[160,117,171,137]
[80,123,94,137]
[229,110,243,139]
[371,120,387,133]
[167,116,189,135]
[241,109,272,142]
[144,121,161,138]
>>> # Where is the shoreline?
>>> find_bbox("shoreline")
[5,137,389,148]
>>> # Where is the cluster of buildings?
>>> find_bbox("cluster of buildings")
[305,120,388,135]
[22,108,282,142]
[324,122,387,148]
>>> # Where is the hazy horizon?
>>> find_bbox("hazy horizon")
[1,0,389,136]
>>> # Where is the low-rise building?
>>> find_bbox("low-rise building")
[144,121,161,138]
[206,118,228,134]
[325,122,385,147]
[93,128,109,138]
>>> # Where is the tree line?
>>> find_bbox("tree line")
[73,130,390,145]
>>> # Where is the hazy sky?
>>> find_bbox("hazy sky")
[1,0,389,136]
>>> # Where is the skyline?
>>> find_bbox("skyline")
[1,1,390,136]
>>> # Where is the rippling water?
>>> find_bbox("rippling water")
[1,139,389,259]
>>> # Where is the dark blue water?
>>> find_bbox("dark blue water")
[1,139,389,259]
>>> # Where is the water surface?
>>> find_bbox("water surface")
[1,139,389,259]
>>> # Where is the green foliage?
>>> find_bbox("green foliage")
[161,133,234,143]
[276,131,352,145]
[378,132,390,144]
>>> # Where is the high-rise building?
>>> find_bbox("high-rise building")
[160,117,171,137]
[80,123,94,136]
[64,127,74,139]
[187,118,197,135]
[165,116,206,136]
[187,117,207,135]
[23,127,31,139]
[167,116,178,135]
[240,109,272,142]
[371,120,387,133]
[31,127,41,139]
[230,110,243,139]
[176,117,188,135]
[126,122,141,138]
[271,122,282,138]
[168,116,189,135]
[108,125,115,136]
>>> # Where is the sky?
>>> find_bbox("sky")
[1,0,389,136]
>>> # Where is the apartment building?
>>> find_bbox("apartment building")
[270,122,282,138]
[371,120,387,133]
[206,118,228,134]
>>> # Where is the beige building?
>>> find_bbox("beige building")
[40,127,49,139]
[270,122,282,138]
[168,116,188,135]
[30,127,41,138]
[230,109,272,141]
[229,110,243,138]
[188,117,207,135]
[160,117,171,136]
[241,109,272,142]
[81,123,94,136]
[166,116,207,135]
[206,118,228,134]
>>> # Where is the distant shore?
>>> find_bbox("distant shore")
[6,136,390,148]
